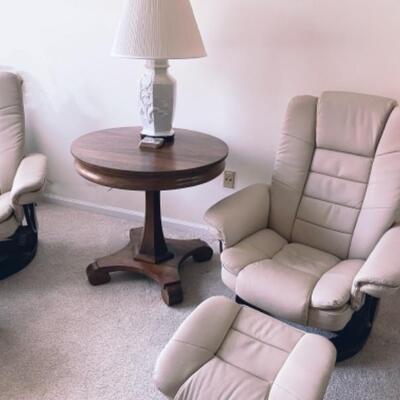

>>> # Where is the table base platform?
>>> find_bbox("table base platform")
[86,227,213,305]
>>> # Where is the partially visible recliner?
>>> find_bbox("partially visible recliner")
[0,71,47,279]
[205,91,400,360]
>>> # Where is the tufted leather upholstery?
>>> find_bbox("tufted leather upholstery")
[0,72,25,195]
[0,71,46,239]
[155,297,336,400]
[205,91,400,331]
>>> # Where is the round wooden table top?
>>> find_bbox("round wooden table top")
[71,127,229,191]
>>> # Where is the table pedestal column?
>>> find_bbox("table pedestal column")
[135,191,173,264]
[86,191,213,305]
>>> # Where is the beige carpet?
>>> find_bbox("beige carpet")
[0,203,399,400]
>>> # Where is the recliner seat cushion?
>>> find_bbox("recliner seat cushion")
[0,192,13,223]
[221,229,287,277]
[0,192,19,238]
[223,239,364,329]
[155,297,336,400]
[236,243,340,324]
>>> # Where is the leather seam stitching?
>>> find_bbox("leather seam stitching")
[213,308,243,355]
[274,261,323,279]
[309,170,368,185]
[172,339,214,354]
[214,354,272,385]
[295,217,353,236]
[314,147,373,160]
[359,205,396,210]
[376,150,400,157]
[317,146,373,159]
[251,255,324,279]
[302,194,360,211]
[229,327,291,354]
[272,177,302,192]
[223,251,268,275]
[282,132,314,146]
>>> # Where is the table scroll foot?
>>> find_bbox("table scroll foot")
[162,282,183,306]
[87,262,111,286]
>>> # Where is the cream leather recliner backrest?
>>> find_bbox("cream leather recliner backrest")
[269,92,400,259]
[0,72,25,195]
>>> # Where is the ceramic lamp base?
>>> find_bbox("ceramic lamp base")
[139,59,176,139]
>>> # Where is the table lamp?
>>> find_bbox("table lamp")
[112,0,206,141]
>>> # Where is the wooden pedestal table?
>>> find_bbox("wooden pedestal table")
[71,127,229,305]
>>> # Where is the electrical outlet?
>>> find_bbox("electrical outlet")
[223,170,236,189]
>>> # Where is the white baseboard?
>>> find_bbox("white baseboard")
[43,193,209,233]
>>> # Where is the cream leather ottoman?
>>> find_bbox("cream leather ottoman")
[154,296,336,400]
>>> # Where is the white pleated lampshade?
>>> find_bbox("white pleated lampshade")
[112,0,206,60]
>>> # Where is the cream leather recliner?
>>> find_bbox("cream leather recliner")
[0,71,47,279]
[205,91,400,360]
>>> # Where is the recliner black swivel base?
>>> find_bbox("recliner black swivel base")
[0,204,38,280]
[331,295,379,362]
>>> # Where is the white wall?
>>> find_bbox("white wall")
[1,0,400,225]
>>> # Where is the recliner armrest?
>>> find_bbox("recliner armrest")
[11,153,47,206]
[352,224,400,300]
[204,183,270,248]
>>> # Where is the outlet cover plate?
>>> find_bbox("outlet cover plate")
[224,170,236,189]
